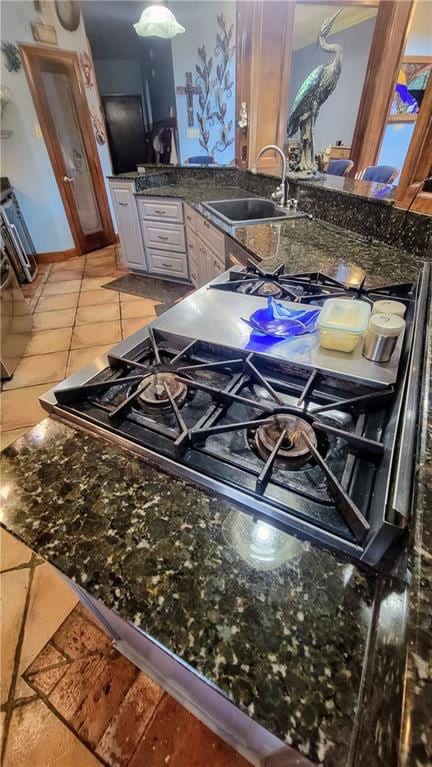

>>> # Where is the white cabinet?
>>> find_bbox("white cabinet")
[195,237,225,286]
[109,181,147,272]
[137,198,183,223]
[139,196,188,281]
[196,215,225,255]
[141,220,186,253]
[146,250,188,280]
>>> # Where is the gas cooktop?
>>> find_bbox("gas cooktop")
[41,262,430,566]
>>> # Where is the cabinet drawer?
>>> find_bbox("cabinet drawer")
[141,221,186,252]
[185,205,199,232]
[137,198,183,223]
[147,250,188,279]
[197,215,225,258]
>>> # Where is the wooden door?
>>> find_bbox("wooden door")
[20,44,114,255]
[102,95,147,175]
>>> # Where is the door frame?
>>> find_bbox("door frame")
[20,43,115,255]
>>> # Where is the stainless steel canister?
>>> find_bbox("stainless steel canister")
[363,313,405,363]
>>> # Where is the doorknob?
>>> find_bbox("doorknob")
[63,175,74,183]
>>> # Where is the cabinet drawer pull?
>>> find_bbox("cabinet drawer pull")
[162,262,173,268]
[157,235,169,241]
[155,210,166,215]
[118,202,128,207]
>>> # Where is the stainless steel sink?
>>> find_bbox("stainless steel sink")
[201,197,292,225]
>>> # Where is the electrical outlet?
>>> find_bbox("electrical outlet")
[34,124,43,139]
[187,128,200,139]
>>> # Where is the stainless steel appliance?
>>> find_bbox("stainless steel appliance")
[0,233,32,379]
[39,262,430,566]
[0,179,38,283]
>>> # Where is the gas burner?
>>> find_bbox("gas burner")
[255,281,284,298]
[254,414,317,464]
[136,372,188,410]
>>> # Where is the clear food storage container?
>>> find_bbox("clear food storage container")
[317,298,371,353]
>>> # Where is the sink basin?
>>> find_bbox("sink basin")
[201,197,291,225]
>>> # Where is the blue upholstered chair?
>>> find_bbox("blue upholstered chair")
[187,155,215,165]
[326,159,354,176]
[359,165,399,184]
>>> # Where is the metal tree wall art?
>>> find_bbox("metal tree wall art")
[287,9,343,176]
[194,12,235,157]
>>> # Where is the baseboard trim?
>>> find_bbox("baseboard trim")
[37,247,77,264]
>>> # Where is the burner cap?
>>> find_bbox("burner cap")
[255,415,317,463]
[137,372,187,410]
[256,281,283,298]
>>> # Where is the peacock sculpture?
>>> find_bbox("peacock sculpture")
[287,9,343,174]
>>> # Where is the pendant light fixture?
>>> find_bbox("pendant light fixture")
[134,1,185,39]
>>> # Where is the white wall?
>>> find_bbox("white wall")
[1,0,114,253]
[171,1,236,164]
[405,0,432,56]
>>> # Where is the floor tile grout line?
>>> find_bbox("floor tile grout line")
[125,689,167,767]
[18,673,108,767]
[1,552,39,765]
[0,557,44,575]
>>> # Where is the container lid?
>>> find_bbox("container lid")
[368,313,405,337]
[372,299,406,318]
[317,298,371,335]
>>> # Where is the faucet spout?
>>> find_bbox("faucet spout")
[253,144,287,206]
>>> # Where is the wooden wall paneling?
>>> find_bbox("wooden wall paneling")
[235,0,254,170]
[394,69,432,214]
[349,0,414,176]
[236,0,295,175]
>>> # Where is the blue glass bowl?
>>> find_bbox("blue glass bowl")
[242,296,320,338]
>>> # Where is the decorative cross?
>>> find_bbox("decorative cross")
[176,72,200,127]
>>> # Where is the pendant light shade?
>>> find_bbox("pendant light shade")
[134,4,185,39]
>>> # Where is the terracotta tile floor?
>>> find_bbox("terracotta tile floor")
[1,247,251,766]
[0,530,251,767]
[0,245,159,449]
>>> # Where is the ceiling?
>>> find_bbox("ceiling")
[292,5,378,51]
[81,1,172,59]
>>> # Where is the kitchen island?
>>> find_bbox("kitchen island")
[1,179,431,767]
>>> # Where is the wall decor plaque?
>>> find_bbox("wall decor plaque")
[54,1,80,32]
[31,21,58,45]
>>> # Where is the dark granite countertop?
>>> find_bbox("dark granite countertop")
[135,182,254,205]
[1,173,431,766]
[131,176,422,283]
[1,418,375,766]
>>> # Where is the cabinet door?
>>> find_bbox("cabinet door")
[111,185,147,271]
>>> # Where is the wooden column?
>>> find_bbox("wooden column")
[235,0,254,171]
[235,0,295,174]
[349,0,414,175]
